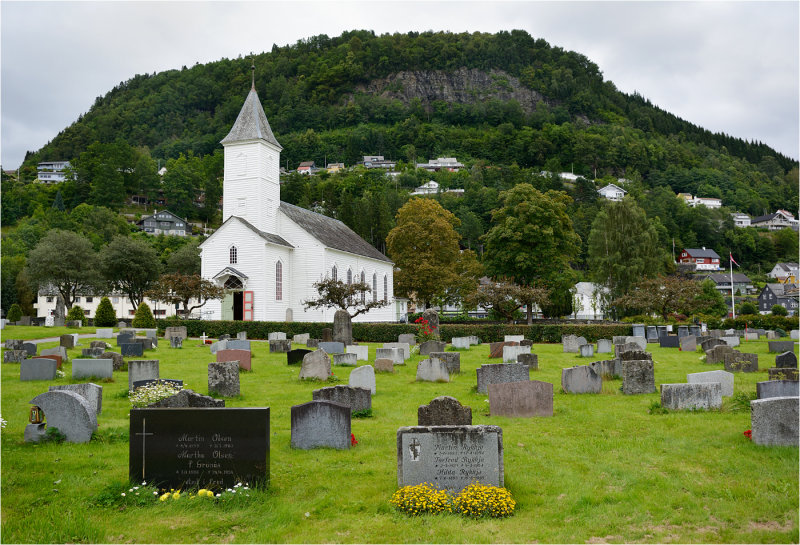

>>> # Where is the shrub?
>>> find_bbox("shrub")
[737,301,758,315]
[390,483,453,515]
[66,305,88,326]
[94,297,117,326]
[132,302,156,328]
[453,483,516,518]
[6,303,22,323]
[771,304,788,316]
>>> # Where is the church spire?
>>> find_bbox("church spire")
[251,58,255,90]
[220,65,282,149]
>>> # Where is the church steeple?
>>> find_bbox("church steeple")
[220,71,282,149]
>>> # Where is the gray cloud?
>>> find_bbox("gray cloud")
[1,1,797,168]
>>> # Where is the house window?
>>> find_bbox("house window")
[276,261,283,301]
[154,309,166,316]
[46,297,53,303]
[129,310,136,315]
[84,310,90,316]
[86,297,93,303]
[112,297,119,304]
[332,265,337,281]
[360,271,366,305]
[75,297,81,303]
[224,276,243,290]
[372,273,377,301]
[384,275,388,301]
[230,246,238,264]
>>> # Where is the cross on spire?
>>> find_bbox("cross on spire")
[251,59,255,90]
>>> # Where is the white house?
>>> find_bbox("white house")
[751,210,799,231]
[416,157,464,172]
[597,183,627,201]
[36,161,71,183]
[731,213,751,228]
[768,262,799,282]
[34,291,192,320]
[199,81,395,323]
[571,282,607,320]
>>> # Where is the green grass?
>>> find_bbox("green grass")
[1,326,797,543]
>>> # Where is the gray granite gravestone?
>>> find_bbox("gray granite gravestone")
[562,335,586,353]
[318,341,345,355]
[619,350,652,362]
[20,358,57,381]
[687,370,734,397]
[590,359,622,379]
[128,360,159,391]
[776,351,798,368]
[49,383,103,415]
[451,337,471,349]
[208,361,240,397]
[236,331,247,340]
[5,339,24,350]
[756,380,799,399]
[374,358,394,373]
[22,342,37,356]
[646,326,658,342]
[299,350,331,380]
[680,335,697,352]
[489,380,553,417]
[750,397,799,446]
[116,333,134,346]
[376,347,403,364]
[164,326,188,341]
[517,353,538,371]
[622,360,655,394]
[677,326,689,338]
[398,333,417,346]
[744,332,760,341]
[503,344,531,363]
[121,343,144,357]
[631,324,646,338]
[41,346,68,360]
[383,342,410,360]
[209,339,228,354]
[416,358,450,382]
[659,335,680,348]
[419,340,447,355]
[306,338,320,348]
[429,352,461,375]
[145,389,224,408]
[476,363,529,394]
[579,344,595,357]
[346,345,369,361]
[561,365,602,393]
[219,334,231,341]
[72,359,113,380]
[268,332,286,341]
[290,400,350,450]
[768,341,795,353]
[333,309,353,345]
[81,347,105,358]
[417,396,472,426]
[28,390,97,443]
[421,309,440,339]
[333,352,357,366]
[660,383,722,410]
[3,350,26,363]
[226,339,251,351]
[705,344,734,364]
[596,339,613,354]
[313,385,371,414]
[169,337,183,349]
[721,336,740,348]
[321,328,333,342]
[723,352,758,373]
[293,333,310,345]
[59,334,75,349]
[269,339,291,353]
[100,351,124,370]
[397,425,503,491]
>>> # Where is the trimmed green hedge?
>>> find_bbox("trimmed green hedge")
[155,319,632,343]
[716,315,798,331]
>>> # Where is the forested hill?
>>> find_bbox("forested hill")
[27,29,795,176]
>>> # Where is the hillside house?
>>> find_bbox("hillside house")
[731,213,751,227]
[326,162,345,173]
[416,157,464,172]
[678,194,722,208]
[297,161,317,175]
[137,210,191,236]
[768,262,799,283]
[699,273,755,295]
[758,283,799,315]
[751,210,799,231]
[362,156,397,169]
[36,161,71,183]
[597,183,627,201]
[678,248,721,271]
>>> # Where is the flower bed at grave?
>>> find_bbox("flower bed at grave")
[128,381,184,408]
[390,482,515,518]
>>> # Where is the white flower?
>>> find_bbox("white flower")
[121,493,126,497]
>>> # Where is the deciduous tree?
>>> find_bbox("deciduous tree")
[302,277,388,318]
[612,275,702,320]
[146,273,225,317]
[464,279,549,323]
[99,235,160,310]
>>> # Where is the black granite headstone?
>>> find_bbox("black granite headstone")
[659,335,680,348]
[287,349,312,365]
[121,343,144,357]
[129,407,269,489]
[775,351,798,369]
[117,333,134,346]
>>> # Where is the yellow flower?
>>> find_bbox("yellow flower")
[172,491,181,500]
[159,492,170,502]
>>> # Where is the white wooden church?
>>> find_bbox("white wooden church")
[199,81,395,322]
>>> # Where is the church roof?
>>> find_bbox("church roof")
[220,87,282,149]
[279,202,392,263]
[200,215,293,249]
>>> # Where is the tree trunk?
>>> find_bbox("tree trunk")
[527,300,533,325]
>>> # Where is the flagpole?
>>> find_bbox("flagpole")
[730,254,736,319]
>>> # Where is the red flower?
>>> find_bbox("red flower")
[351,433,358,446]
[744,430,752,440]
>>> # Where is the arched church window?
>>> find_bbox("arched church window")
[372,273,377,301]
[332,265,337,281]
[276,261,283,301]
[383,275,388,301]
[229,246,238,264]
[347,268,352,285]
[360,271,366,305]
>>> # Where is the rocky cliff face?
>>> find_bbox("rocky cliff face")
[354,68,548,113]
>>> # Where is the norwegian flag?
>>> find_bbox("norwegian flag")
[729,252,740,267]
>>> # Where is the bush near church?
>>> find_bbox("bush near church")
[94,297,117,327]
[6,303,23,323]
[772,304,788,317]
[66,305,88,326]
[132,302,156,328]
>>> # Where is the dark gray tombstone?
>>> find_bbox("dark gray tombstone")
[72,359,113,379]
[756,380,800,399]
[116,333,134,346]
[660,383,722,410]
[622,360,655,394]
[677,326,689,338]
[49,383,102,415]
[20,358,57,381]
[287,349,312,365]
[81,347,105,358]
[421,309,440,339]
[429,352,461,375]
[269,339,291,353]
[476,363,529,394]
[129,407,269,488]
[128,359,160,391]
[290,400,350,450]
[59,334,75,349]
[22,342,37,356]
[312,385,371,414]
[419,340,446,355]
[689,325,702,337]
[750,397,799,446]
[489,380,553,417]
[4,350,26,363]
[776,351,798,368]
[631,324,646,338]
[659,335,680,348]
[768,341,795,353]
[646,326,658,342]
[208,361,240,397]
[318,341,344,354]
[121,343,144,357]
[100,351,124,370]
[145,389,225,408]
[517,353,538,371]
[723,353,759,373]
[417,396,472,426]
[397,425,503,491]
[169,337,183,349]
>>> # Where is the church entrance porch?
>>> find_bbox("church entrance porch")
[216,270,253,321]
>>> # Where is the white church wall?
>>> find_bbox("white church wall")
[223,140,280,233]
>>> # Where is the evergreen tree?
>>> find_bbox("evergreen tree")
[6,303,22,323]
[52,190,65,211]
[94,296,117,326]
[131,301,156,328]
[66,305,88,325]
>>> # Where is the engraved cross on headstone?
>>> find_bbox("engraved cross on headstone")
[409,438,421,461]
[135,418,154,479]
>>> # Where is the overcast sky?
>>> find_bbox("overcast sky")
[1,1,798,169]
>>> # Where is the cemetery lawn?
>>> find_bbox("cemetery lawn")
[1,328,797,544]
